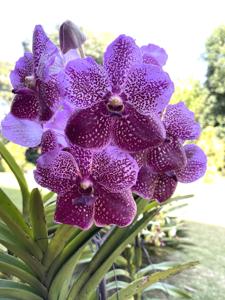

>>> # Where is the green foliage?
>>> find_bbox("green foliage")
[0,142,197,299]
[203,26,225,136]
[0,61,12,103]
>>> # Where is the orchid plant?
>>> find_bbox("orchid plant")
[0,20,206,299]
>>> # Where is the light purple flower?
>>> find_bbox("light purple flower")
[34,145,138,229]
[141,44,168,67]
[133,144,207,202]
[1,25,62,147]
[61,35,174,152]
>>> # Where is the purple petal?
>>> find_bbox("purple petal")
[94,186,137,227]
[163,102,201,140]
[11,93,39,120]
[1,113,42,147]
[55,190,94,229]
[104,35,142,88]
[124,64,174,114]
[38,75,61,111]
[41,130,58,153]
[147,136,187,173]
[153,174,177,202]
[65,102,113,150]
[131,150,148,168]
[113,105,166,152]
[68,145,93,177]
[141,44,168,67]
[44,101,73,147]
[32,25,58,78]
[176,144,207,183]
[34,150,78,194]
[132,166,157,199]
[10,52,34,91]
[61,57,110,108]
[92,146,138,192]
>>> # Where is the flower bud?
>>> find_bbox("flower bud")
[59,20,86,54]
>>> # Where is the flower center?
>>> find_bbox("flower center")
[79,179,94,195]
[25,75,36,89]
[107,95,124,113]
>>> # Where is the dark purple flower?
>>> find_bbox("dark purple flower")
[61,35,174,152]
[147,102,201,173]
[34,145,138,229]
[133,144,207,202]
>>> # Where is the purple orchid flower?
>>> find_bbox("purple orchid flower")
[34,141,138,229]
[1,25,72,147]
[141,44,168,67]
[133,144,207,202]
[132,102,206,202]
[61,35,174,152]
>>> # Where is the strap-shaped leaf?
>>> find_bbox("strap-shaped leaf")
[46,226,100,287]
[0,141,30,218]
[0,261,47,298]
[108,261,198,300]
[43,191,55,203]
[43,225,81,269]
[30,189,48,254]
[0,223,45,280]
[0,188,42,260]
[0,279,43,300]
[144,282,192,298]
[67,202,159,299]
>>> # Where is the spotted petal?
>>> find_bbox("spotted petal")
[41,130,58,153]
[124,64,174,114]
[11,93,39,120]
[153,174,177,202]
[55,190,94,230]
[147,136,187,173]
[141,44,168,67]
[68,145,93,177]
[10,52,34,91]
[104,35,142,88]
[34,150,78,194]
[94,186,136,227]
[32,25,58,78]
[176,144,207,183]
[65,102,113,150]
[163,102,201,140]
[113,105,166,152]
[38,75,61,111]
[132,166,157,199]
[92,146,138,192]
[61,57,110,108]
[1,113,42,147]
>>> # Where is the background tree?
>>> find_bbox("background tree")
[203,25,225,136]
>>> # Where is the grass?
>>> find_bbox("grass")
[166,221,225,300]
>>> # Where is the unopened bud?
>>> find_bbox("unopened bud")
[59,20,86,54]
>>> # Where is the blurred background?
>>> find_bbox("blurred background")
[0,0,225,299]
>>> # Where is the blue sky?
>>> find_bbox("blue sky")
[0,0,224,83]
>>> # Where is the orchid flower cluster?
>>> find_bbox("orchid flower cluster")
[1,21,207,230]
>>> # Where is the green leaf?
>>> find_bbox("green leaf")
[30,189,48,254]
[0,223,45,280]
[0,260,47,298]
[43,191,55,203]
[0,279,43,300]
[105,269,130,281]
[46,226,100,287]
[0,188,42,260]
[67,202,159,299]
[137,261,183,278]
[43,225,81,269]
[144,282,192,298]
[106,281,129,291]
[108,261,198,300]
[0,141,30,219]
